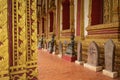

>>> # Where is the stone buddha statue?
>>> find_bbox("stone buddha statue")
[66,34,76,56]
[38,35,44,49]
[48,34,55,53]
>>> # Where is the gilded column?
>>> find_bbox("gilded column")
[70,0,74,34]
[56,0,61,40]
[26,0,38,79]
[10,0,26,79]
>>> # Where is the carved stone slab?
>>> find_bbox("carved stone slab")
[77,42,82,61]
[104,39,115,72]
[87,41,99,66]
[59,41,63,55]
[44,42,47,49]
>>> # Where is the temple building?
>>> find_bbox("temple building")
[0,0,120,80]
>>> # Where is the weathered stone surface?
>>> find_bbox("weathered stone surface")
[87,41,99,66]
[104,39,115,72]
[77,42,82,61]
[59,41,63,55]
[44,42,47,49]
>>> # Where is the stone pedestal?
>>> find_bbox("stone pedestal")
[52,52,55,55]
[58,54,62,58]
[62,54,77,62]
[43,49,47,52]
[84,41,102,72]
[103,39,117,78]
[103,69,118,78]
[84,63,102,72]
[75,60,84,65]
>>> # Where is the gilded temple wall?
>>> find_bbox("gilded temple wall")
[0,0,38,79]
[10,0,27,79]
[0,0,9,79]
[26,0,38,79]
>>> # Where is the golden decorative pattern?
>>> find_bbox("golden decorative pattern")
[10,0,38,79]
[26,0,38,79]
[103,0,112,23]
[17,0,26,65]
[0,0,9,79]
[10,0,26,79]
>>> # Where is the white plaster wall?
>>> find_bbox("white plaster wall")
[84,0,89,36]
[74,0,77,36]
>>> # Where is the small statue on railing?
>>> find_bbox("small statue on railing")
[66,34,76,56]
[48,34,56,53]
[38,35,44,49]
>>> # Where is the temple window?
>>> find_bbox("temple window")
[91,0,103,25]
[62,0,70,30]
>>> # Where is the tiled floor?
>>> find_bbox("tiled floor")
[38,50,120,80]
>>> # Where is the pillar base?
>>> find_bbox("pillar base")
[103,69,118,78]
[75,60,84,65]
[62,54,77,62]
[84,63,102,72]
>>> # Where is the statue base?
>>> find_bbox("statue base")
[58,54,62,58]
[75,60,84,65]
[84,63,102,72]
[103,69,118,78]
[43,49,47,52]
[62,54,77,62]
[52,52,56,55]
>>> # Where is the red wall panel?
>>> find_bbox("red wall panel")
[76,0,81,36]
[50,12,54,32]
[91,0,103,25]
[62,0,70,30]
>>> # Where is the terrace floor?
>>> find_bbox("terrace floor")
[38,50,120,80]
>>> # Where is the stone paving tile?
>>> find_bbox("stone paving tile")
[38,50,120,80]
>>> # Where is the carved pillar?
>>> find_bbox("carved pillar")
[56,0,61,39]
[53,11,56,35]
[76,0,84,40]
[42,18,45,34]
[70,0,74,34]
[9,0,27,79]
[40,19,42,36]
[26,0,38,79]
